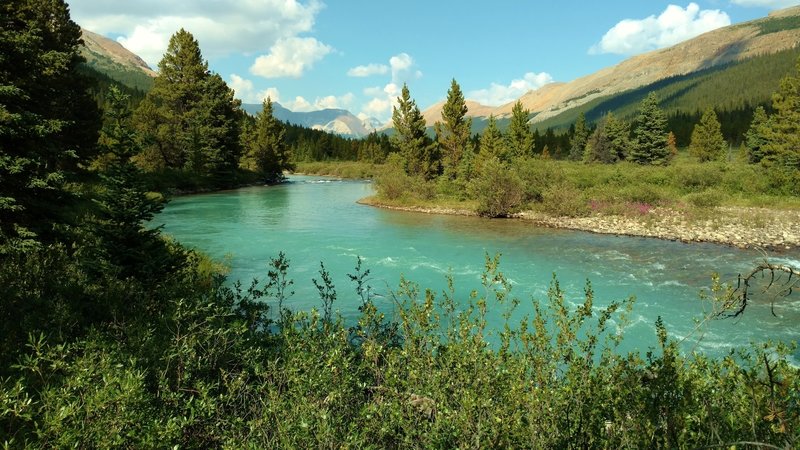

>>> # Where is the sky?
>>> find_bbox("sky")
[68,0,800,123]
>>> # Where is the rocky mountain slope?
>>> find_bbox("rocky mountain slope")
[79,28,156,91]
[423,5,800,127]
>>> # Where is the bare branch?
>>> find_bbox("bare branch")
[720,261,800,318]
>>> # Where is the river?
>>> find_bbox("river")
[158,175,800,359]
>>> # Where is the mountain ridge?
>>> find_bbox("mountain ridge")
[241,103,379,138]
[422,5,800,127]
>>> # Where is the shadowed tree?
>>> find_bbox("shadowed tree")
[569,112,590,161]
[241,98,292,183]
[0,0,100,249]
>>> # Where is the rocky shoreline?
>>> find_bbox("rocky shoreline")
[359,198,800,251]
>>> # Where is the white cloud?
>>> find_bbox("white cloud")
[69,0,325,68]
[347,63,389,77]
[356,54,421,122]
[250,37,332,78]
[467,72,554,106]
[731,0,800,8]
[590,3,731,55]
[229,74,280,104]
[314,93,355,109]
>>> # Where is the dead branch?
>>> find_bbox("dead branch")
[719,261,800,318]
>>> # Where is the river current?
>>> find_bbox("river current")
[158,175,800,359]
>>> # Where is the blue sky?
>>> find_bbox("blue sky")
[69,0,799,122]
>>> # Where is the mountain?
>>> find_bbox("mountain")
[242,103,381,138]
[422,5,800,128]
[79,28,156,91]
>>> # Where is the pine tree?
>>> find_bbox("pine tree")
[631,93,670,165]
[435,79,472,178]
[604,112,631,161]
[761,58,800,171]
[584,119,614,163]
[94,86,169,278]
[477,115,506,168]
[745,106,770,164]
[133,29,242,182]
[0,0,101,249]
[689,108,726,162]
[569,112,590,161]
[392,84,438,180]
[506,101,534,160]
[242,98,291,182]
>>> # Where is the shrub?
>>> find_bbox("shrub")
[540,184,590,217]
[469,157,525,217]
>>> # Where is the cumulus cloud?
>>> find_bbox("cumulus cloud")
[355,54,421,121]
[229,74,279,104]
[250,37,332,78]
[347,63,389,77]
[467,72,554,106]
[731,0,800,7]
[590,3,730,55]
[69,0,326,68]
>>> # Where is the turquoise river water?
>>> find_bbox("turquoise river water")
[158,175,800,359]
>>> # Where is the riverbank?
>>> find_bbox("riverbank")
[360,196,800,250]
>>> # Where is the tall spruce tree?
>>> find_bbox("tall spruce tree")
[435,79,472,178]
[392,83,438,180]
[569,112,590,161]
[0,0,100,249]
[745,106,770,164]
[242,98,291,182]
[506,101,534,160]
[761,58,800,172]
[689,108,726,162]
[134,29,241,182]
[631,92,670,165]
[584,119,614,163]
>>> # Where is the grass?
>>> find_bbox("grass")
[293,161,383,179]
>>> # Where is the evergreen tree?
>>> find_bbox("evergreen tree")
[745,106,770,164]
[435,79,472,178]
[391,84,438,180]
[761,58,800,171]
[477,115,506,168]
[94,86,170,279]
[242,98,291,182]
[631,93,670,165]
[569,112,590,161]
[133,29,242,182]
[689,108,726,162]
[584,119,614,163]
[506,101,534,160]
[0,0,101,249]
[604,112,631,162]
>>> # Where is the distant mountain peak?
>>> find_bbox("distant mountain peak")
[242,102,381,138]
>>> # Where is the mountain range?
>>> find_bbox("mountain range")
[241,103,381,138]
[80,5,800,137]
[422,5,800,130]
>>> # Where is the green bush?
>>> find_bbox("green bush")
[684,189,724,207]
[540,184,590,217]
[470,157,525,217]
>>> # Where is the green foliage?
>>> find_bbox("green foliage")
[760,58,800,187]
[240,98,292,182]
[0,0,101,249]
[631,93,670,165]
[469,157,524,217]
[435,79,472,178]
[689,108,727,162]
[133,29,242,185]
[477,114,506,165]
[392,84,439,180]
[569,112,590,161]
[506,101,534,159]
[746,106,770,164]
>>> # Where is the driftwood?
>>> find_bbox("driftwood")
[721,262,800,318]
